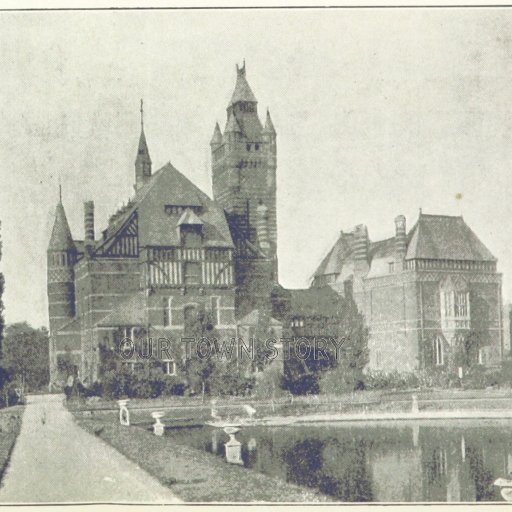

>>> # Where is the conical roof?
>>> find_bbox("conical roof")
[224,110,242,133]
[210,122,222,145]
[49,201,76,251]
[230,62,257,105]
[263,109,276,135]
[136,128,151,164]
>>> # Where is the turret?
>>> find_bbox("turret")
[47,188,77,384]
[210,122,222,150]
[262,108,276,142]
[134,99,152,192]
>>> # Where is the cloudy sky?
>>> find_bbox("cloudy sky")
[1,7,511,327]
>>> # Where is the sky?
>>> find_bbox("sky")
[1,8,512,328]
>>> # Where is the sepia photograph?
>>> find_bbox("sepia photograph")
[1,2,512,505]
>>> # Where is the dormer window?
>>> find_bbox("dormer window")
[177,208,204,248]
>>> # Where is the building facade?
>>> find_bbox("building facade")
[312,213,504,371]
[47,64,280,385]
[48,63,504,385]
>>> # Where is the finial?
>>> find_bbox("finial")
[419,207,423,215]
[59,184,62,203]
[140,98,144,130]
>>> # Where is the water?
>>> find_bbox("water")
[164,420,512,502]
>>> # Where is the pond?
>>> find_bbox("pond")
[164,419,512,502]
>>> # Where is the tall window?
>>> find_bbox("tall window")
[163,297,172,327]
[184,262,201,286]
[443,291,470,318]
[434,336,444,366]
[211,297,220,326]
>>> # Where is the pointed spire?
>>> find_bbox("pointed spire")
[135,99,152,191]
[263,108,276,135]
[224,110,242,133]
[49,196,76,251]
[136,100,151,164]
[210,122,222,146]
[230,60,257,105]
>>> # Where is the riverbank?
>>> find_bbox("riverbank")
[0,407,24,486]
[73,413,330,502]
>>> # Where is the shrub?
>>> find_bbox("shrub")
[364,370,419,390]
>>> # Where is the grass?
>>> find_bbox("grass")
[73,413,330,502]
[0,407,24,486]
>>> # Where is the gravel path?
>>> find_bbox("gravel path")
[0,394,181,503]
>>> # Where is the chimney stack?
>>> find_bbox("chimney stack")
[395,215,407,257]
[84,201,95,255]
[353,224,369,262]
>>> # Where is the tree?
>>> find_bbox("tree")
[180,305,217,397]
[1,322,50,393]
[319,297,369,394]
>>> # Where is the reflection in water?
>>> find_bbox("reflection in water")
[166,421,512,502]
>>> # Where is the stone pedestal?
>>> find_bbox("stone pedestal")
[151,411,165,436]
[117,399,130,426]
[224,426,243,465]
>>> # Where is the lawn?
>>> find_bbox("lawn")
[73,412,330,502]
[0,407,24,486]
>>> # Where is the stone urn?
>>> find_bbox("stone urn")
[117,399,130,426]
[224,426,243,465]
[151,411,165,436]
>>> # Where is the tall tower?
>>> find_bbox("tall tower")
[211,62,278,316]
[135,99,152,191]
[47,188,77,384]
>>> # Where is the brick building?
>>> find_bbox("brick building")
[47,63,280,385]
[47,63,504,385]
[312,213,504,371]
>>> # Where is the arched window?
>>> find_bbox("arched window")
[434,336,444,366]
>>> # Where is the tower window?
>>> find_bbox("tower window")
[388,262,395,273]
[246,144,251,151]
[255,144,260,151]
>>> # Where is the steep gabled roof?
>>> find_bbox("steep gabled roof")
[406,214,496,261]
[313,232,355,277]
[48,202,76,251]
[96,292,147,327]
[98,163,233,251]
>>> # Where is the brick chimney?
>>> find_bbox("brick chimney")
[84,201,95,255]
[395,215,407,258]
[353,224,369,274]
